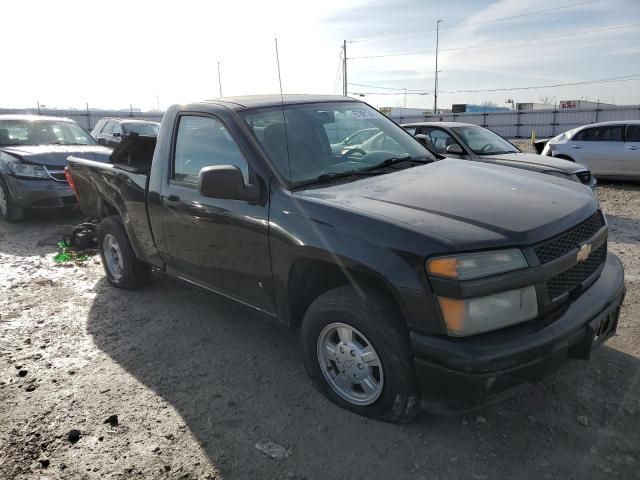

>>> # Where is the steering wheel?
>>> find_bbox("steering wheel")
[341,148,367,159]
[480,143,495,153]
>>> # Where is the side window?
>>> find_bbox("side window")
[626,125,640,143]
[425,128,459,154]
[173,115,249,186]
[102,121,114,135]
[574,126,623,141]
[403,126,417,136]
[113,122,124,136]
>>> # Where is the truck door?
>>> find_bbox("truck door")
[156,114,274,313]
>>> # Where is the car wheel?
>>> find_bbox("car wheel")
[301,285,420,423]
[0,176,24,222]
[97,216,150,289]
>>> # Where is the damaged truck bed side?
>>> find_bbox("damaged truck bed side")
[67,95,625,422]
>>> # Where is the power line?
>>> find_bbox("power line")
[348,82,430,92]
[348,0,602,43]
[332,49,344,94]
[348,74,640,96]
[348,23,640,60]
[441,74,640,94]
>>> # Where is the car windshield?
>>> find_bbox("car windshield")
[123,122,159,136]
[0,119,96,146]
[241,101,434,185]
[451,125,518,155]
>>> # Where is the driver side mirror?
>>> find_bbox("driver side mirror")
[113,132,121,138]
[414,134,430,147]
[198,165,260,203]
[446,144,464,155]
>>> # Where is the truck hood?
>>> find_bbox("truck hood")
[0,145,112,168]
[476,152,585,174]
[299,159,598,250]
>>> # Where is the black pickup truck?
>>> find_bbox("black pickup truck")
[67,95,625,422]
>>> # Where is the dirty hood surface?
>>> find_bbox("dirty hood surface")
[477,152,586,174]
[299,159,598,249]
[1,145,112,168]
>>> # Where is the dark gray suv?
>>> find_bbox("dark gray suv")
[91,118,160,148]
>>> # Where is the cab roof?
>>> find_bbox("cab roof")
[203,94,357,110]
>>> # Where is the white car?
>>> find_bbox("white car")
[542,121,640,179]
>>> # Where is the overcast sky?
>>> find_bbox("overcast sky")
[2,0,639,111]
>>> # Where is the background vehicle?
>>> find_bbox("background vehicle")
[91,118,160,148]
[0,115,111,221]
[330,127,380,154]
[403,122,596,189]
[542,121,640,179]
[67,95,623,422]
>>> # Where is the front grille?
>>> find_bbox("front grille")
[546,242,607,299]
[576,171,592,184]
[533,211,605,264]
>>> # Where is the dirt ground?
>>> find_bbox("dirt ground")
[1,182,639,480]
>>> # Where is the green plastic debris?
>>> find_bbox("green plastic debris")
[53,241,89,264]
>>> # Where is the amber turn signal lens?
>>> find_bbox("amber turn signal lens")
[427,257,458,279]
[437,297,465,333]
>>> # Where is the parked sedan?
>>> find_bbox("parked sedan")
[402,122,596,189]
[0,115,111,221]
[542,121,640,179]
[91,118,160,148]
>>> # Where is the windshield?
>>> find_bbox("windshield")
[123,122,159,136]
[0,119,96,146]
[241,101,434,184]
[451,125,518,155]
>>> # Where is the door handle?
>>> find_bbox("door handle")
[570,145,582,149]
[626,145,639,150]
[164,194,181,205]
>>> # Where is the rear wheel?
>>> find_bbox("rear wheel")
[0,176,24,222]
[98,216,150,289]
[301,285,420,423]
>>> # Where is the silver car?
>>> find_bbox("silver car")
[402,122,596,189]
[541,121,640,180]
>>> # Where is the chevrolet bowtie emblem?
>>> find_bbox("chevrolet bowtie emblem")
[577,243,592,262]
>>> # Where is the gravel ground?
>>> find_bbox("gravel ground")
[1,183,639,480]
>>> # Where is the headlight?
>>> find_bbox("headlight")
[427,249,527,280]
[438,286,538,336]
[543,170,579,183]
[8,163,49,179]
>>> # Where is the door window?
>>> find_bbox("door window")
[112,122,124,136]
[173,115,249,186]
[574,126,623,142]
[102,121,114,135]
[423,128,460,154]
[626,125,640,142]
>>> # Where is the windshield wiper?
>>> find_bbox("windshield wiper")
[362,155,433,172]
[294,170,383,189]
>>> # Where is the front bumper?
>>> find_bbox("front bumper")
[411,252,625,413]
[5,174,76,209]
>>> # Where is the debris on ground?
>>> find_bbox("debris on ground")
[255,441,292,460]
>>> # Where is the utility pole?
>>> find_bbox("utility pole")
[433,19,442,114]
[37,101,41,115]
[404,88,407,109]
[343,40,348,97]
[217,61,223,97]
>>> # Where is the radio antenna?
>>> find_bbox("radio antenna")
[274,37,292,180]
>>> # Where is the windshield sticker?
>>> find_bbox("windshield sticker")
[352,110,378,120]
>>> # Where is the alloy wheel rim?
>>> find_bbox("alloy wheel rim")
[316,322,384,406]
[103,234,124,281]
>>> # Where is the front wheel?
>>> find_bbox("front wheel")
[0,176,24,222]
[301,286,420,423]
[97,216,150,289]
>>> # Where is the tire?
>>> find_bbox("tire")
[0,176,24,223]
[97,216,150,289]
[301,285,420,423]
